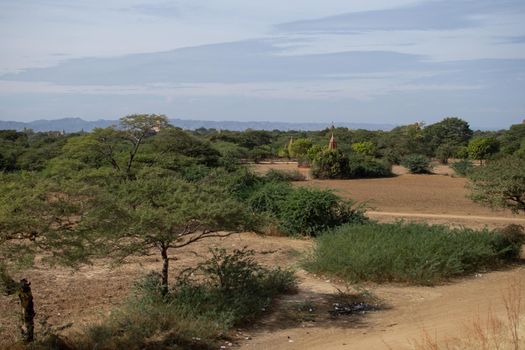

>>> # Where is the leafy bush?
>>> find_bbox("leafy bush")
[76,249,296,350]
[351,141,377,157]
[401,154,432,174]
[468,137,500,163]
[303,222,521,285]
[264,169,306,182]
[174,248,297,325]
[247,181,293,213]
[310,149,350,179]
[311,149,391,179]
[347,155,392,178]
[450,159,473,177]
[277,187,367,236]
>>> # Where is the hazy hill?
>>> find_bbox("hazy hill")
[0,118,395,132]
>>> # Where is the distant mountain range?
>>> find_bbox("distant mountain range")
[0,118,396,132]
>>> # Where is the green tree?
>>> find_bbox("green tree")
[435,143,457,164]
[351,141,377,157]
[468,137,499,164]
[0,173,97,342]
[467,156,525,214]
[120,114,169,178]
[423,117,473,154]
[499,123,525,155]
[84,176,257,295]
[288,138,313,158]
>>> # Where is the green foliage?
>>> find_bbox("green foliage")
[450,159,474,177]
[247,181,293,214]
[347,155,393,178]
[498,123,525,155]
[303,222,521,286]
[423,117,472,154]
[277,187,367,236]
[264,169,306,182]
[467,156,525,213]
[468,137,500,163]
[351,141,377,157]
[153,128,221,168]
[435,143,457,164]
[288,138,313,158]
[311,149,392,179]
[174,248,297,325]
[249,145,273,163]
[401,154,432,174]
[77,249,296,350]
[311,149,350,179]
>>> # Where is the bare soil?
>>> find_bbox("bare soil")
[253,162,525,229]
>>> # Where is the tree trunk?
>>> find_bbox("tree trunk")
[160,246,169,296]
[17,279,35,343]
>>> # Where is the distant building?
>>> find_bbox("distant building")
[328,125,337,150]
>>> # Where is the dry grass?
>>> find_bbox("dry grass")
[411,278,524,350]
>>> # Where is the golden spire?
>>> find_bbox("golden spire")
[328,124,337,150]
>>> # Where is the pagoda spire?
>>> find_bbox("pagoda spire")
[328,124,337,150]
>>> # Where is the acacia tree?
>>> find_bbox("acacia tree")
[468,137,499,164]
[467,156,525,214]
[0,173,97,343]
[56,114,168,178]
[83,175,257,295]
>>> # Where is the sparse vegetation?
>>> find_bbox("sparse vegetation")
[74,249,296,350]
[303,222,521,285]
[450,158,474,176]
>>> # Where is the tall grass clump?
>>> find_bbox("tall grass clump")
[303,222,521,285]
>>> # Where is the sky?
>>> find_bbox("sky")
[0,0,524,129]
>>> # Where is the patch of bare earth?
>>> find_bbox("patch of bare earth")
[253,162,525,229]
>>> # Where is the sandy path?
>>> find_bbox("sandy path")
[240,267,525,350]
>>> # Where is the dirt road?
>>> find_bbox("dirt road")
[240,267,525,350]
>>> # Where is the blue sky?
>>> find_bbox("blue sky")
[0,0,524,129]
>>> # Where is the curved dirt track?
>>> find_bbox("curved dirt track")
[240,267,525,350]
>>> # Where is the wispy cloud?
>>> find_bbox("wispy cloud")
[276,0,525,33]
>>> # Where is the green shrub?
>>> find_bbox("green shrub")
[401,154,432,174]
[264,169,306,182]
[76,249,296,350]
[347,155,392,178]
[247,181,293,214]
[173,248,296,325]
[450,159,473,177]
[277,187,367,236]
[311,149,392,179]
[303,222,520,285]
[310,149,350,179]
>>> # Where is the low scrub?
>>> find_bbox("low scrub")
[264,169,306,182]
[303,222,521,285]
[73,249,296,350]
[450,158,474,177]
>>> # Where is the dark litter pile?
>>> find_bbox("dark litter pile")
[329,302,378,317]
